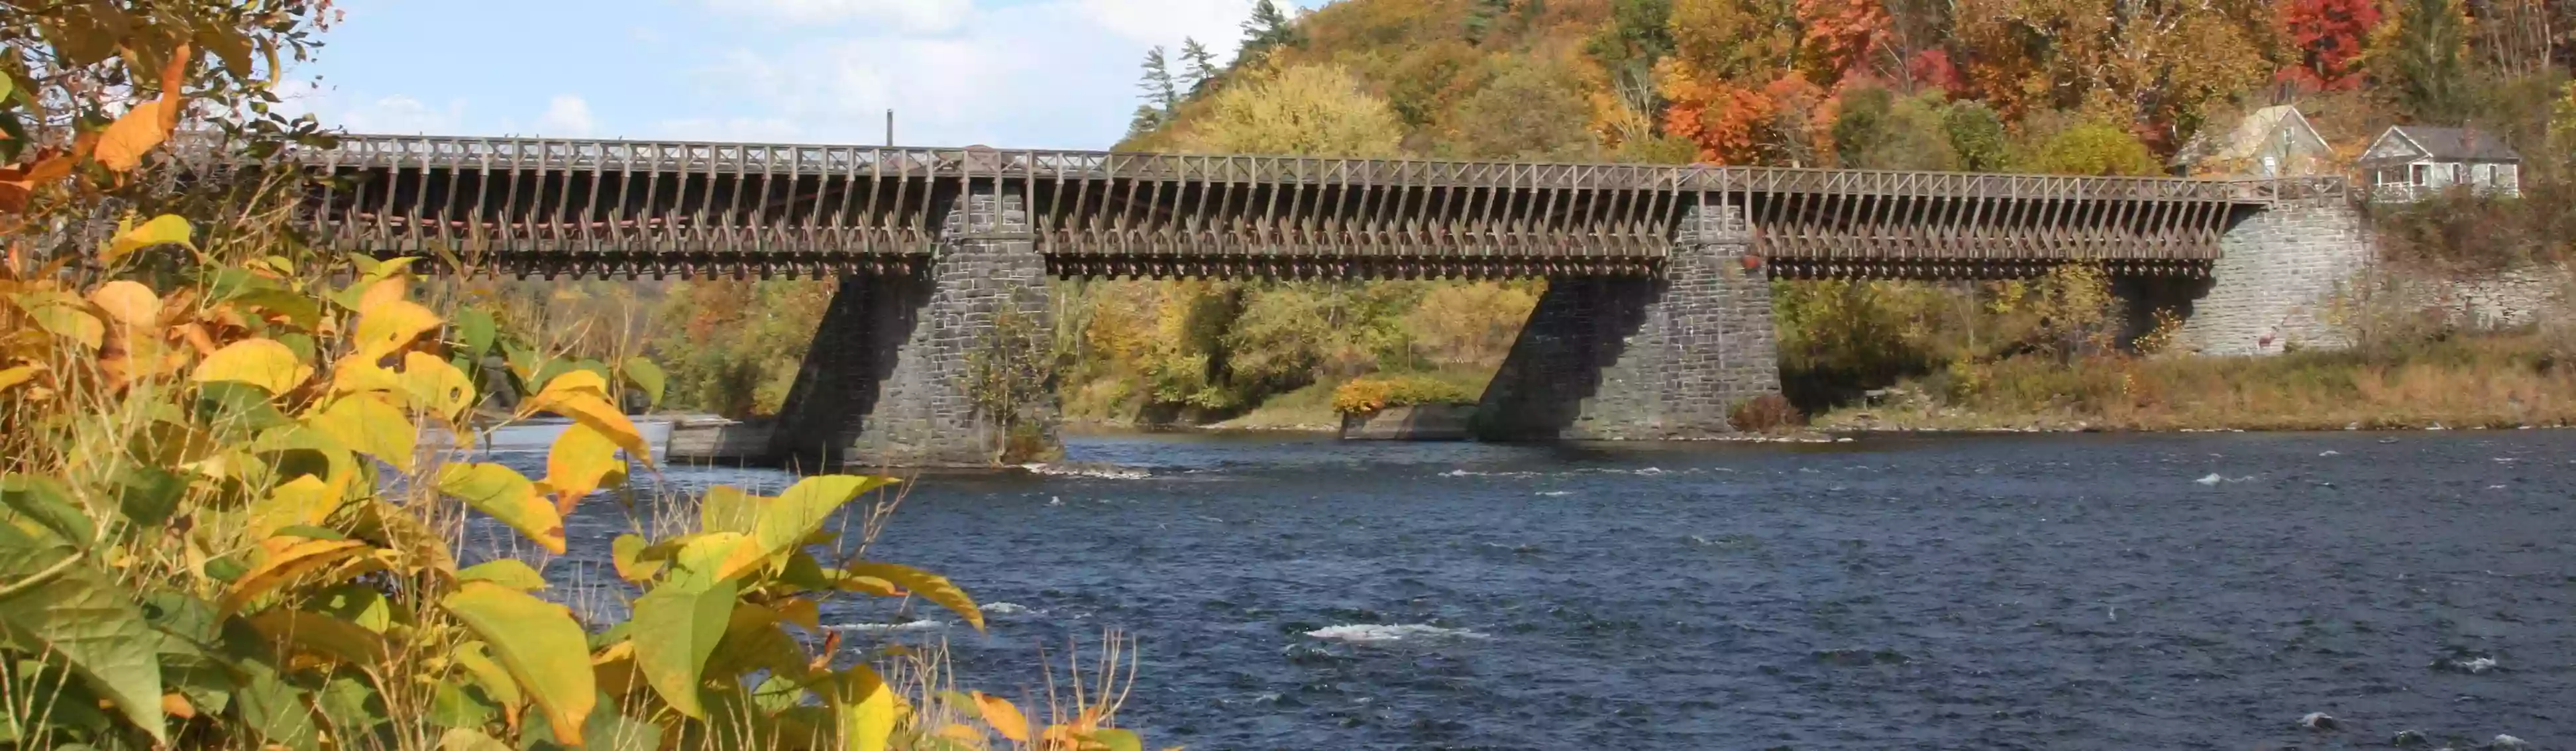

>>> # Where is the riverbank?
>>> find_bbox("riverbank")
[1808,331,2576,433]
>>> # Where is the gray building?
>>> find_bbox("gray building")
[2359,125,2522,202]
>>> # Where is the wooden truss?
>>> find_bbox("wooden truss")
[274,133,2321,280]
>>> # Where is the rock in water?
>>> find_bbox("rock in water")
[2391,729,2429,747]
[2195,473,2224,486]
[2298,712,2339,730]
[2489,734,2530,750]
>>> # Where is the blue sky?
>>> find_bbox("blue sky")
[288,0,1324,149]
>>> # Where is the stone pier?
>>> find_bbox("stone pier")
[2151,199,2371,356]
[1474,203,1783,440]
[769,188,1057,469]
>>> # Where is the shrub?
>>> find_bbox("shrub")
[1330,374,1479,414]
[1729,393,1805,432]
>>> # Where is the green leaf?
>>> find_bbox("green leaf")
[724,475,898,577]
[1,472,95,547]
[845,561,985,632]
[315,583,393,632]
[699,487,762,535]
[621,358,667,409]
[103,214,196,264]
[317,673,390,741]
[237,661,322,751]
[458,559,547,591]
[455,308,498,357]
[112,465,187,527]
[0,524,166,741]
[1091,728,1144,751]
[435,463,566,554]
[441,582,596,746]
[435,727,510,751]
[193,380,292,435]
[631,577,737,719]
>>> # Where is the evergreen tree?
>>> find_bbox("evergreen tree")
[1181,38,1221,96]
[1465,0,1511,43]
[1127,104,1167,139]
[2378,0,2470,123]
[1241,0,1298,62]
[1138,46,1179,115]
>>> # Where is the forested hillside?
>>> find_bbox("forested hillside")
[645,0,2576,428]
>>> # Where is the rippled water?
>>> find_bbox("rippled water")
[496,431,2576,750]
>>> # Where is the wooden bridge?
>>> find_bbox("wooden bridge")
[288,133,2346,281]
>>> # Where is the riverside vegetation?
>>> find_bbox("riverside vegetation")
[0,3,1155,750]
[635,0,2576,434]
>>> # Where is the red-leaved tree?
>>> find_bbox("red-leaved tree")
[2279,0,2381,89]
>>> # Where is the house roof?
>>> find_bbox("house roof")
[2171,105,2330,166]
[2371,125,2522,162]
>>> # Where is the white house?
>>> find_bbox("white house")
[2359,125,2522,202]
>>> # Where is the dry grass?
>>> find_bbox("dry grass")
[1815,330,2576,432]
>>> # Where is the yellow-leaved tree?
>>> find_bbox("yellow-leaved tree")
[0,3,1148,750]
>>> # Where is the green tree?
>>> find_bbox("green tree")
[1466,0,1512,43]
[2377,0,2472,123]
[2024,121,2162,176]
[1242,0,1299,62]
[1173,64,1405,157]
[1139,45,1179,115]
[1942,101,2010,172]
[1452,59,1600,160]
[1181,37,1221,95]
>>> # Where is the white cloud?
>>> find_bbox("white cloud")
[1079,0,1253,49]
[682,0,1263,148]
[533,95,597,137]
[655,116,807,143]
[334,94,470,135]
[716,0,973,32]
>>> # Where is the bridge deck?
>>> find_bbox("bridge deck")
[274,134,2345,279]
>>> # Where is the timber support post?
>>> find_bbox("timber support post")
[770,183,1059,469]
[1474,198,1782,439]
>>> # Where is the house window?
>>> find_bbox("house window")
[2412,164,2428,185]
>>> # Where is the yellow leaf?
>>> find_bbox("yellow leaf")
[836,575,902,597]
[353,298,439,361]
[308,394,417,472]
[0,365,42,392]
[88,280,163,328]
[845,561,983,631]
[934,723,987,746]
[329,358,403,396]
[775,598,821,634]
[103,215,195,264]
[436,463,565,554]
[971,691,1030,743]
[835,666,897,751]
[221,537,370,614]
[195,339,312,394]
[399,352,476,423]
[455,642,523,707]
[246,609,389,665]
[354,276,406,314]
[246,474,345,539]
[443,582,597,746]
[521,389,652,469]
[543,422,625,515]
[17,293,104,349]
[95,45,190,172]
[538,369,612,398]
[610,534,661,583]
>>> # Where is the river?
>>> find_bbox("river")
[495,431,2573,750]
